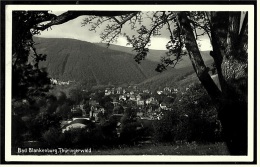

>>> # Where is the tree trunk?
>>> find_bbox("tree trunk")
[178,11,248,155]
[212,12,248,155]
[177,12,222,103]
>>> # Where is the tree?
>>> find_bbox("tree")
[100,96,114,114]
[174,83,222,142]
[56,91,67,104]
[12,11,53,101]
[68,88,82,104]
[113,105,124,114]
[119,107,140,144]
[13,10,248,155]
[55,103,71,120]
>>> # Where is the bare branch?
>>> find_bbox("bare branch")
[35,11,139,31]
[111,16,121,24]
[165,14,174,41]
[113,12,138,26]
[81,12,140,44]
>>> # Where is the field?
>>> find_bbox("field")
[13,142,229,155]
[91,142,229,155]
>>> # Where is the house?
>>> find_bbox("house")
[58,81,70,85]
[137,100,145,106]
[89,109,98,120]
[164,87,172,93]
[143,89,150,93]
[130,91,135,95]
[173,88,178,93]
[111,87,115,94]
[89,106,98,118]
[136,94,142,101]
[119,95,126,101]
[105,88,111,96]
[157,90,163,95]
[116,87,123,94]
[123,89,126,94]
[62,118,93,133]
[89,106,105,122]
[111,97,119,106]
[155,112,164,120]
[160,102,171,110]
[99,107,105,114]
[129,95,136,101]
[145,97,154,105]
[146,97,158,105]
[50,78,58,85]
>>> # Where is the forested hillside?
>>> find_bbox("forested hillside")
[34,37,213,87]
[34,37,160,85]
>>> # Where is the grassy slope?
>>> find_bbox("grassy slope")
[92,142,229,155]
[12,142,229,155]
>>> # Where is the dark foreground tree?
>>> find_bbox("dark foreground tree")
[12,9,248,155]
[12,11,53,101]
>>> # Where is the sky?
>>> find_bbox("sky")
[36,11,212,51]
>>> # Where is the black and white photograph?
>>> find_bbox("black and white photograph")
[1,0,258,165]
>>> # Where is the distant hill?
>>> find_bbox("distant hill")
[138,66,196,91]
[34,37,213,87]
[96,42,214,90]
[138,59,214,91]
[34,37,160,86]
[95,43,166,63]
[95,43,213,69]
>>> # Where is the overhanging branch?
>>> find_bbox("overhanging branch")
[35,11,139,31]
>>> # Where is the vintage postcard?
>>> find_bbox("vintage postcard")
[2,1,257,165]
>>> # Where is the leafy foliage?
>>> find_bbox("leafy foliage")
[11,10,248,155]
[42,127,65,147]
[12,11,54,100]
[119,107,142,144]
[153,83,222,143]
